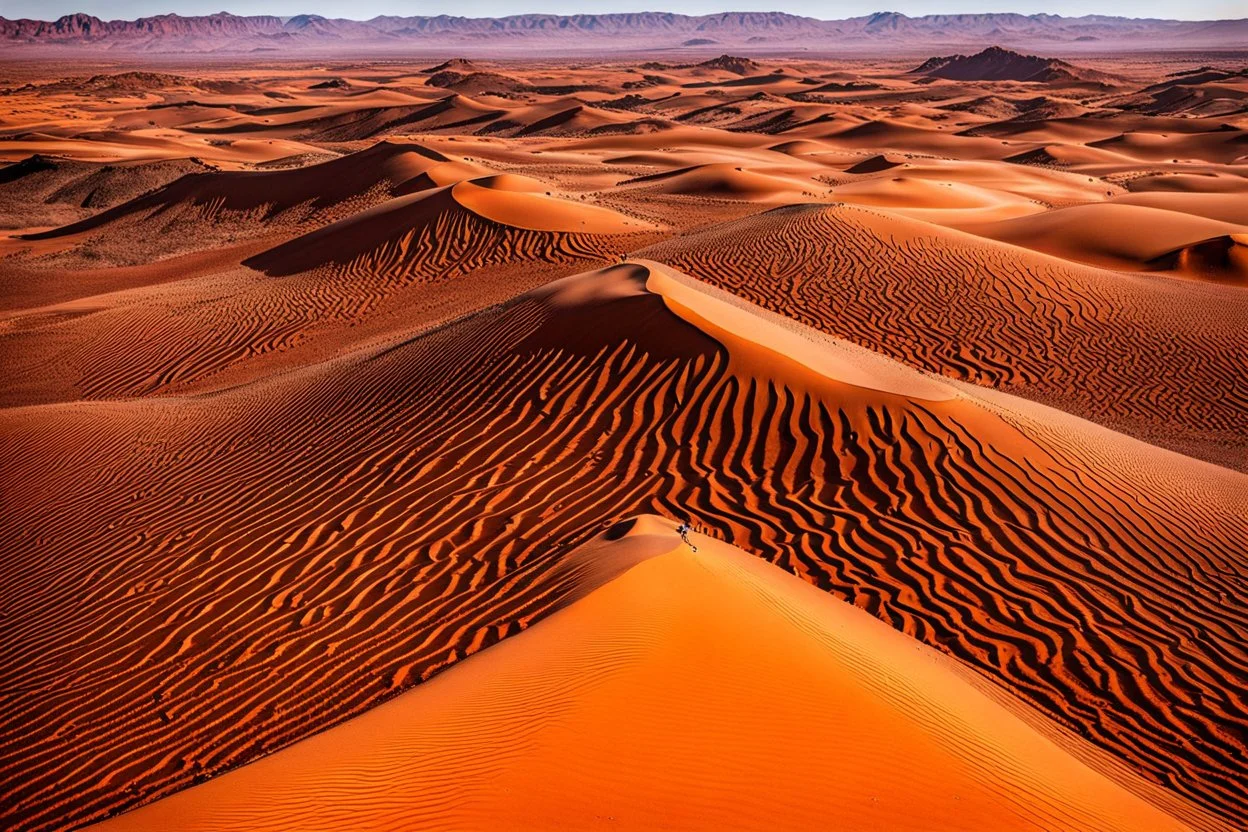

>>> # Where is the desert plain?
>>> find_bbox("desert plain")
[1,36,1246,832]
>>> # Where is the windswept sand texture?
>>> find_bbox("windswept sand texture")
[84,518,1221,832]
[640,204,1248,465]
[1,50,1246,832]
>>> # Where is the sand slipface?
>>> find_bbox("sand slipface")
[86,517,1217,832]
[2,51,1247,832]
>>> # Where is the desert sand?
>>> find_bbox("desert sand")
[1,44,1246,832]
[85,517,1219,832]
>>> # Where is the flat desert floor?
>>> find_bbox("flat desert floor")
[0,51,1246,832]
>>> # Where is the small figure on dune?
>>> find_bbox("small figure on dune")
[675,521,698,552]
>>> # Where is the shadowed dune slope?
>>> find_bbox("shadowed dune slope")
[88,517,1219,832]
[2,263,1246,831]
[638,204,1248,469]
[1152,233,1248,284]
[845,152,905,173]
[0,155,207,229]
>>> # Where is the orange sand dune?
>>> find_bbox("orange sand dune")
[845,151,906,172]
[88,517,1219,832]
[639,204,1248,467]
[1153,232,1248,283]
[3,263,1245,831]
[814,118,1014,159]
[956,202,1248,274]
[621,161,819,201]
[0,155,206,229]
[1110,190,1248,224]
[499,100,638,136]
[287,94,509,140]
[845,153,1114,205]
[1003,141,1140,167]
[3,56,1248,832]
[0,237,277,313]
[0,133,324,165]
[0,187,657,405]
[24,140,487,244]
[768,138,841,156]
[455,173,656,231]
[831,175,1042,222]
[246,175,655,276]
[1088,130,1246,165]
[1123,172,1248,194]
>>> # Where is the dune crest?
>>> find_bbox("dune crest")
[623,162,815,201]
[639,202,1248,468]
[641,260,955,400]
[451,175,657,233]
[25,140,481,241]
[86,517,1219,832]
[956,202,1248,276]
[244,177,655,277]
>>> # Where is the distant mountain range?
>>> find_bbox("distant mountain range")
[2,11,1246,53]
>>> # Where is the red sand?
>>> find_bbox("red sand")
[1,53,1246,832]
[87,517,1217,832]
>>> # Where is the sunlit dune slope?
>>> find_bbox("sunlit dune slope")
[638,203,1248,468]
[831,175,1043,222]
[956,202,1248,278]
[1111,191,1248,225]
[620,161,816,201]
[1122,173,1248,197]
[88,517,1218,832]
[3,263,1245,831]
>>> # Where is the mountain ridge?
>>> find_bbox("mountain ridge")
[2,10,1245,52]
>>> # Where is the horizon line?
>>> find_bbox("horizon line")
[5,8,1247,23]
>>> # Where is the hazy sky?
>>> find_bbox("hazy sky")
[4,0,1243,21]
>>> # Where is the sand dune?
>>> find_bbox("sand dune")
[0,182,658,405]
[3,53,1248,832]
[831,175,1042,222]
[3,263,1245,831]
[621,161,817,201]
[1111,190,1248,224]
[86,517,1218,832]
[246,175,655,276]
[1123,172,1248,195]
[844,151,906,173]
[23,140,486,246]
[639,204,1248,467]
[956,202,1248,275]
[1152,232,1248,283]
[0,155,206,229]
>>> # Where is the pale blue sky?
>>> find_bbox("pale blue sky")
[3,0,1242,21]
